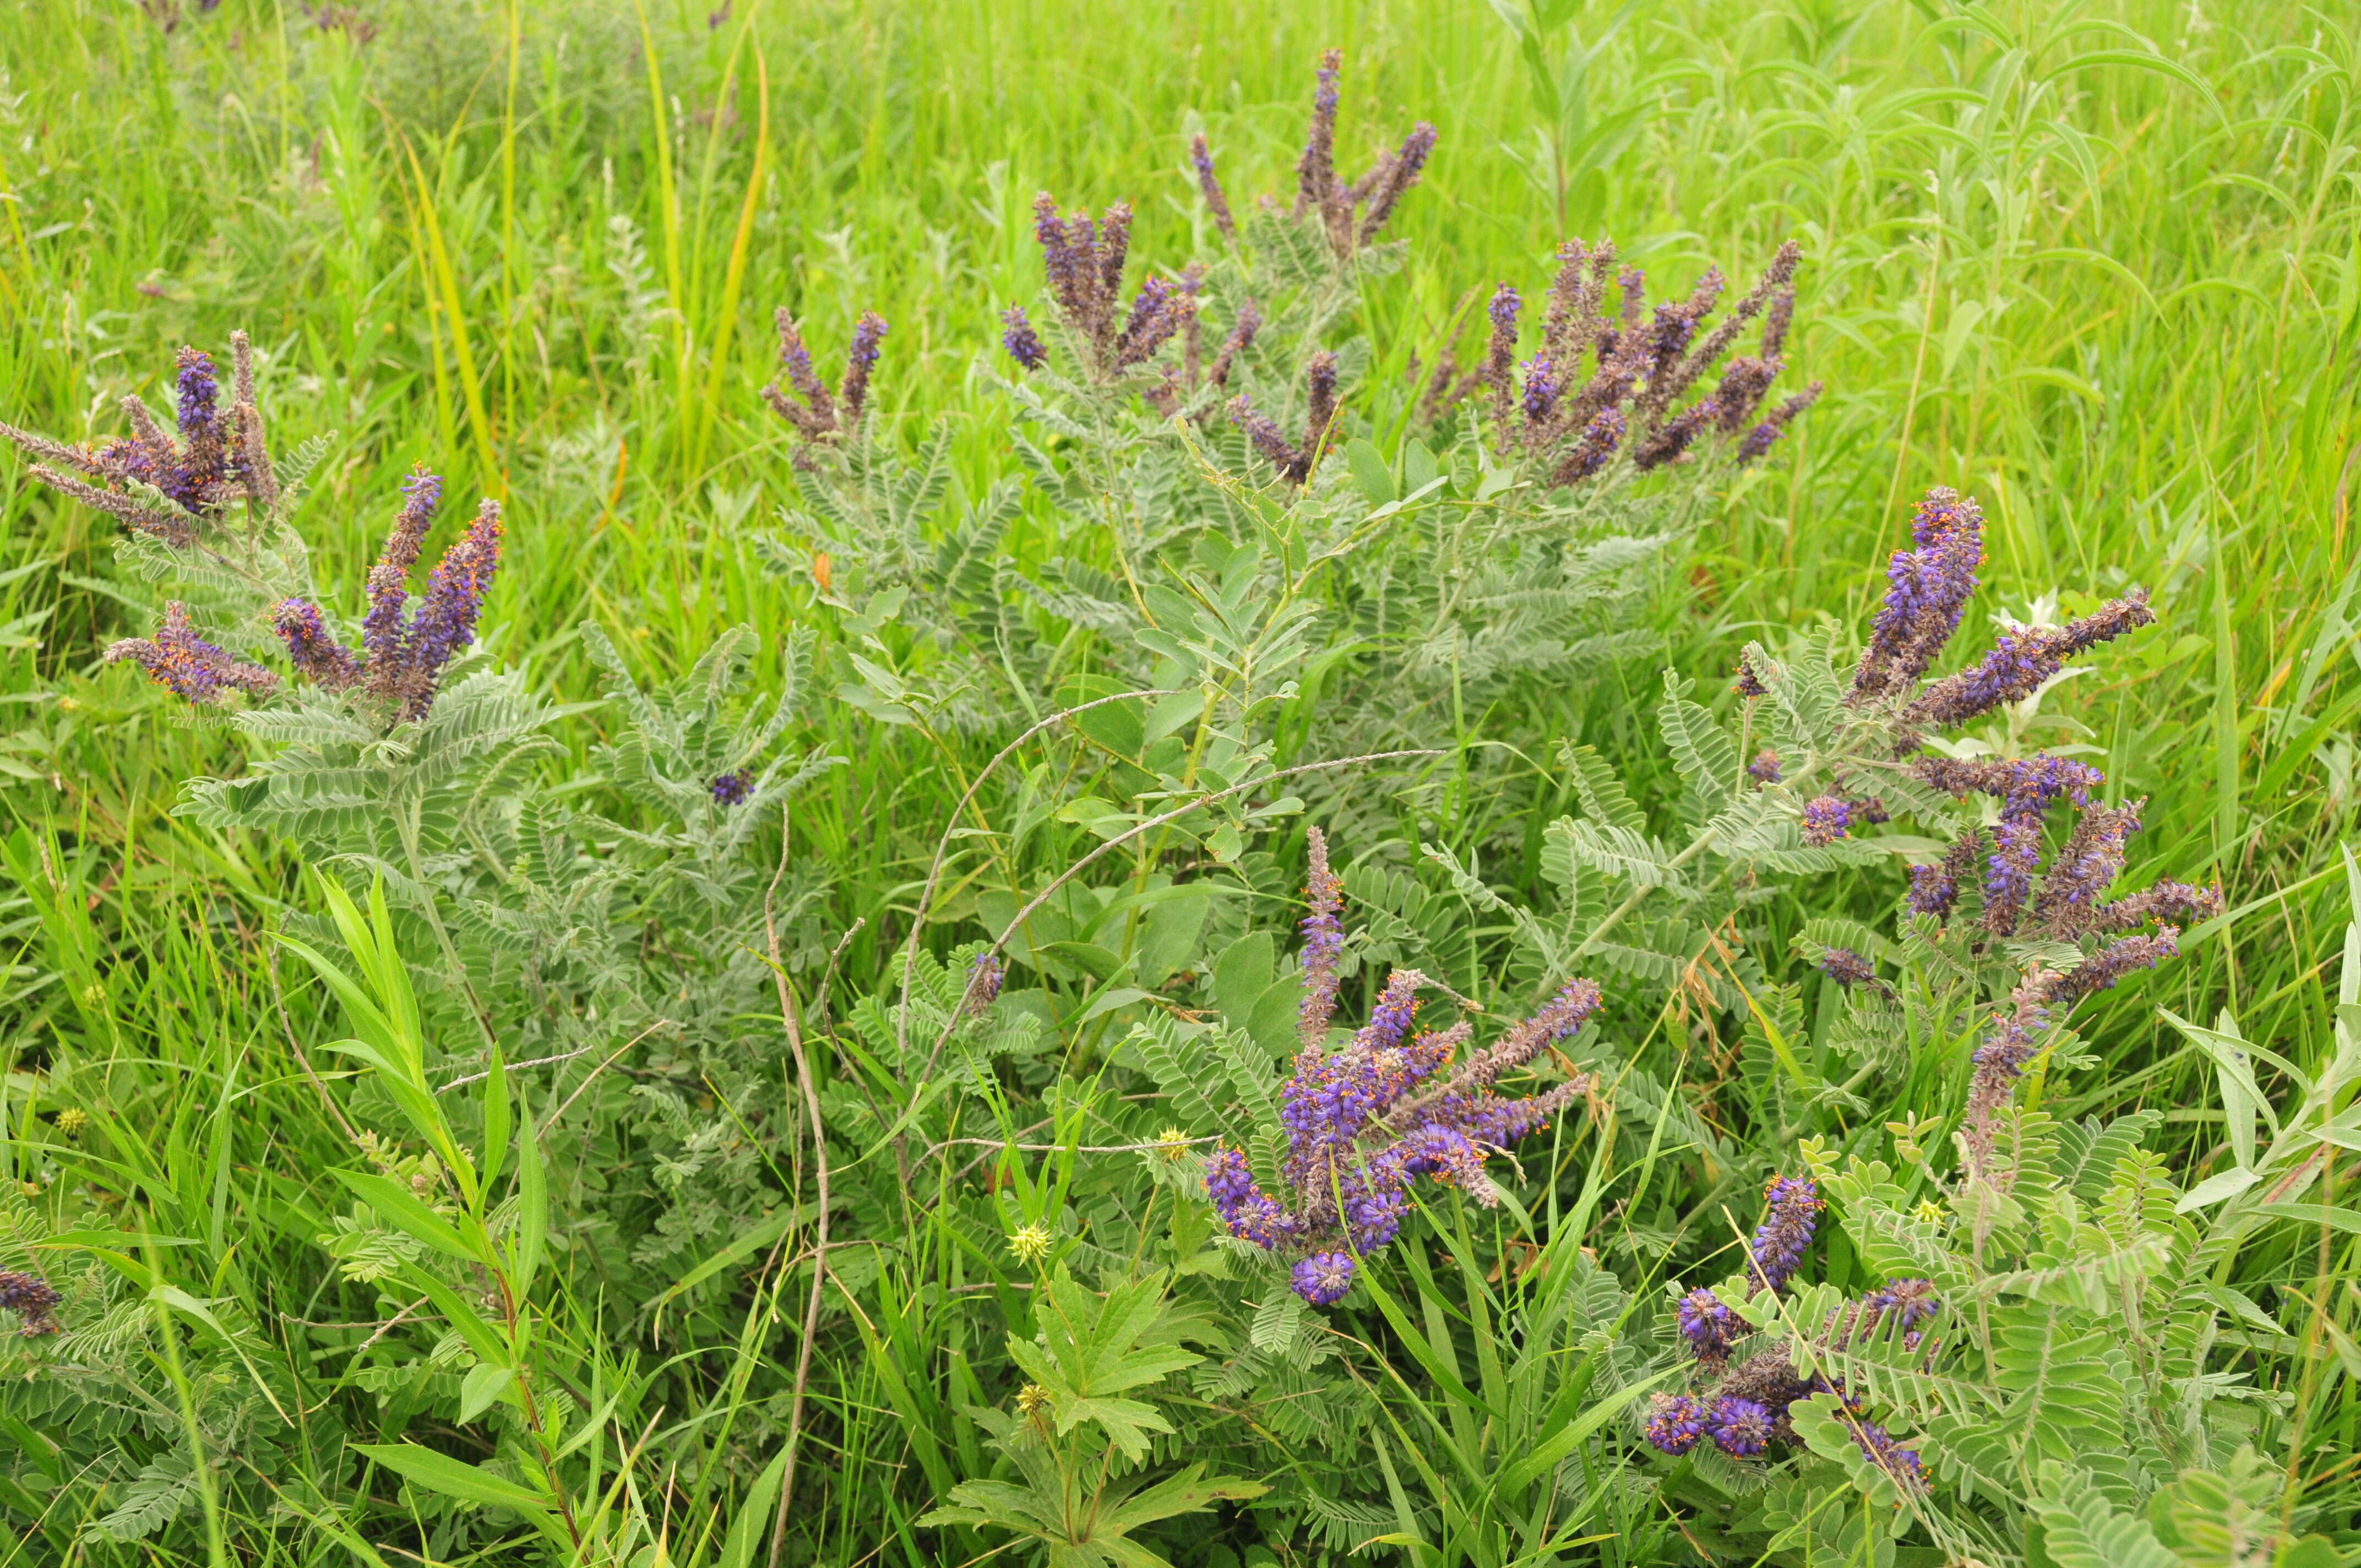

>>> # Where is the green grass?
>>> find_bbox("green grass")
[1,0,2358,1562]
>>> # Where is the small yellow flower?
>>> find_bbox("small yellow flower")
[54,1109,87,1139]
[1153,1126,1192,1162]
[1015,1382,1052,1416]
[1008,1223,1053,1264]
[1912,1200,1946,1227]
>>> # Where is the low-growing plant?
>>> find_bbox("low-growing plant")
[3,28,2353,1568]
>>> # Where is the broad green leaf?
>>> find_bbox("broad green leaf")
[1495,1364,1678,1495]
[2175,1165,2259,1213]
[353,1443,554,1518]
[457,1362,515,1424]
[1346,438,1395,504]
[479,1047,510,1199]
[515,1105,547,1299]
[715,1441,791,1568]
[330,1168,482,1264]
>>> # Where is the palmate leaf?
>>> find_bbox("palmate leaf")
[1006,1267,1206,1460]
[921,1462,1265,1568]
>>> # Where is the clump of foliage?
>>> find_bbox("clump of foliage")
[2,25,2353,1568]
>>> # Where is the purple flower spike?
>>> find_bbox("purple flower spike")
[1299,827,1345,1046]
[1293,48,1343,220]
[273,597,363,690]
[1851,1421,1927,1489]
[105,601,279,706]
[1292,1250,1356,1305]
[1801,795,1853,847]
[393,498,503,719]
[962,951,1006,1017]
[1230,393,1308,482]
[1851,487,1985,704]
[1190,132,1236,240]
[1551,408,1624,486]
[1113,275,1188,369]
[156,346,229,511]
[1352,971,1423,1057]
[1000,306,1048,371]
[839,311,888,423]
[175,346,220,439]
[1818,948,1878,989]
[1645,1393,1708,1456]
[1483,284,1522,410]
[710,770,752,807]
[1866,1278,1940,1334]
[1707,1397,1775,1457]
[1748,1175,1821,1295]
[365,466,442,668]
[1739,384,1822,462]
[1205,1146,1291,1247]
[1520,356,1559,424]
[0,1270,62,1336]
[1677,1287,1742,1360]
[1908,594,2156,726]
[1207,832,1602,1300]
[1356,121,1436,244]
[2051,928,2179,1006]
[1747,750,1780,785]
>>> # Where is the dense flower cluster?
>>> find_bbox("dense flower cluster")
[1248,47,1435,263]
[762,307,891,447]
[5,339,507,723]
[1905,595,2154,727]
[1000,306,1048,371]
[0,1269,62,1336]
[1866,1277,1940,1333]
[1816,946,1880,992]
[1227,353,1342,484]
[273,467,506,723]
[1677,1287,1742,1360]
[1798,485,2227,1190]
[1206,830,1601,1302]
[1,333,278,544]
[1651,1194,1936,1480]
[104,601,279,705]
[1464,236,1819,486]
[709,770,752,807]
[1644,1394,1707,1455]
[1297,827,1345,1047]
[1748,1175,1823,1295]
[1849,487,1989,705]
[962,951,1007,1018]
[1800,794,1852,846]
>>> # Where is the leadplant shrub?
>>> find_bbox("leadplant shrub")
[15,36,2342,1568]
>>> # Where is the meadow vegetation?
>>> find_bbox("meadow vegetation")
[1,1,2359,1564]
